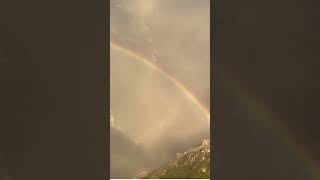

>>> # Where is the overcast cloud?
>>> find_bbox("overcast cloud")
[110,0,210,178]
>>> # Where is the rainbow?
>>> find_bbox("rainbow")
[110,41,211,123]
[217,65,320,179]
[110,40,320,179]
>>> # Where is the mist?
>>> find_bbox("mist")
[110,0,210,178]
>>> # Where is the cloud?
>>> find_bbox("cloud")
[110,124,209,178]
[110,0,210,178]
[110,110,152,178]
[111,0,210,108]
[110,126,148,178]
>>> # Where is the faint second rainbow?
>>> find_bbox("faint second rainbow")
[110,41,210,123]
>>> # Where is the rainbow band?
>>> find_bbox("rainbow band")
[110,41,211,123]
[110,40,320,179]
[218,66,320,179]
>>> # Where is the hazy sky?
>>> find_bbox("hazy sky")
[110,0,210,178]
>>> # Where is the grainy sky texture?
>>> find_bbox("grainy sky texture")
[110,0,210,178]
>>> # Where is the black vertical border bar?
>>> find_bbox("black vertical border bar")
[0,0,110,179]
[106,0,111,179]
[210,0,216,179]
